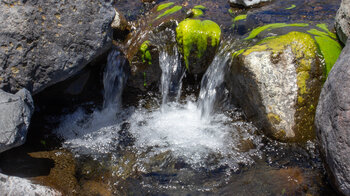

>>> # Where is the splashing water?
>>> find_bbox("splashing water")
[55,45,263,179]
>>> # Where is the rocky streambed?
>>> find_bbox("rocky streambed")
[1,0,350,195]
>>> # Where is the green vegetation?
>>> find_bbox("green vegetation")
[233,14,247,22]
[286,4,296,10]
[155,5,182,20]
[157,2,174,11]
[176,19,221,69]
[244,23,309,40]
[140,41,152,65]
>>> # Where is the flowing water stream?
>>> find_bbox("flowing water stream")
[49,43,334,195]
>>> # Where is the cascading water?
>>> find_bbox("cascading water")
[198,45,232,119]
[54,42,263,193]
[103,49,127,109]
[55,49,128,155]
[159,45,185,106]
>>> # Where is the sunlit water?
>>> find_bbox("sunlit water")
[50,43,333,195]
[55,45,263,174]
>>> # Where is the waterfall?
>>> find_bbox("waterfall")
[159,45,185,107]
[198,45,231,119]
[103,49,127,109]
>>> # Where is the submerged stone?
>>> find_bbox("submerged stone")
[227,31,324,142]
[176,19,221,73]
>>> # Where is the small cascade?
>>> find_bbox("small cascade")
[198,45,232,119]
[159,45,185,107]
[103,49,127,109]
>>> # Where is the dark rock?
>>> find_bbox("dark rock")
[315,40,350,195]
[335,0,350,45]
[0,89,34,153]
[0,0,115,94]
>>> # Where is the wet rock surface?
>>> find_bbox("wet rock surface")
[0,89,34,153]
[316,40,350,195]
[0,0,115,94]
[227,30,335,142]
[336,0,350,45]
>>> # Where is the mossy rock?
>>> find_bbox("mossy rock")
[127,40,162,91]
[176,18,221,74]
[227,31,324,142]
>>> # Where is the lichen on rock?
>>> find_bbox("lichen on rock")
[176,19,221,72]
[228,31,323,142]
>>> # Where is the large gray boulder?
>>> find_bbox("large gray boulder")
[0,0,115,94]
[0,89,34,153]
[0,173,61,196]
[227,31,324,142]
[315,40,350,195]
[335,0,350,45]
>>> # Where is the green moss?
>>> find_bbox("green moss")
[307,29,329,37]
[194,5,206,10]
[232,49,245,58]
[157,2,174,11]
[316,23,336,39]
[191,8,204,18]
[286,4,296,10]
[267,113,282,124]
[228,9,233,15]
[314,36,342,76]
[233,14,247,22]
[307,28,342,76]
[143,72,147,87]
[244,23,309,40]
[156,5,182,20]
[140,41,152,65]
[176,19,221,69]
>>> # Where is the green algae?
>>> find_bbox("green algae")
[191,8,204,18]
[140,41,152,65]
[194,5,206,10]
[307,28,342,76]
[286,4,296,10]
[316,23,337,39]
[156,5,182,20]
[314,36,342,76]
[244,23,309,40]
[234,14,247,22]
[190,5,206,18]
[176,19,221,69]
[143,72,147,87]
[307,29,329,37]
[157,2,174,11]
[232,49,245,58]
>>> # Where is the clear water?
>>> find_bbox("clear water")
[52,45,332,195]
[54,46,264,188]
